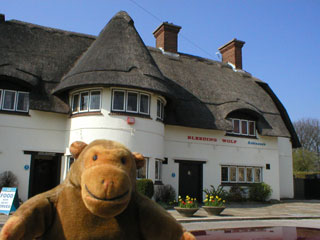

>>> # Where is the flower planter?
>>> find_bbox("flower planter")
[202,206,226,215]
[174,207,199,217]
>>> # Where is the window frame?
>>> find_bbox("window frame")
[126,91,139,114]
[79,91,89,113]
[230,118,256,137]
[157,98,164,120]
[0,89,2,110]
[139,93,150,115]
[112,90,126,112]
[136,157,149,179]
[155,159,162,181]
[221,165,262,184]
[2,90,17,111]
[16,91,30,113]
[89,90,101,112]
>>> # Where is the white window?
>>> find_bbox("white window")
[112,90,125,111]
[2,90,16,111]
[157,99,164,120]
[155,159,162,181]
[127,92,138,113]
[71,90,101,114]
[137,158,148,179]
[221,166,262,183]
[89,90,101,111]
[230,118,256,136]
[66,156,75,172]
[0,89,29,113]
[112,89,150,115]
[16,92,29,112]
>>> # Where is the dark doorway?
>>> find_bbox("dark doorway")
[176,160,204,202]
[28,153,62,198]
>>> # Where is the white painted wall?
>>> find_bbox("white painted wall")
[0,110,68,201]
[163,125,282,200]
[278,137,294,198]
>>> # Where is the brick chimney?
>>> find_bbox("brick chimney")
[0,14,5,22]
[153,22,181,53]
[218,38,245,70]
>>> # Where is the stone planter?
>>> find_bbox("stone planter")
[174,207,199,217]
[202,206,226,215]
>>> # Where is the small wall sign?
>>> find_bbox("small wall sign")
[248,141,266,146]
[171,173,176,178]
[24,165,30,170]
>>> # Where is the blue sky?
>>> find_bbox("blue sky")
[2,0,319,122]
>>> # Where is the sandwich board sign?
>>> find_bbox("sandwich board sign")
[0,187,19,215]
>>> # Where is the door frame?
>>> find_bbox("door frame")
[175,160,205,202]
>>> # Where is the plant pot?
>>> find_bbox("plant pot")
[202,206,226,215]
[174,207,199,217]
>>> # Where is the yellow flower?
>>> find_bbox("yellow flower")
[216,196,218,199]
[204,199,208,202]
[223,200,226,203]
[194,198,197,201]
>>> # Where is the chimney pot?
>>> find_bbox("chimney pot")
[153,22,181,53]
[218,38,245,70]
[0,14,5,22]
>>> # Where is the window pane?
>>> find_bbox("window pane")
[67,156,75,172]
[72,94,79,112]
[113,91,125,111]
[238,168,245,182]
[0,90,2,109]
[140,94,149,114]
[241,120,248,135]
[137,159,147,179]
[233,119,240,134]
[155,161,159,180]
[90,91,101,110]
[230,167,237,181]
[80,92,89,111]
[249,121,255,136]
[16,92,29,112]
[157,100,161,118]
[254,168,261,182]
[221,167,229,182]
[127,92,138,112]
[3,90,16,110]
[246,168,253,182]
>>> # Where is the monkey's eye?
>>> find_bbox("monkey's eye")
[121,157,126,165]
[93,155,98,161]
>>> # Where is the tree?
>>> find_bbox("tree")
[293,118,320,172]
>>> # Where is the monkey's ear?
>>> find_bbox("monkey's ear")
[132,152,145,169]
[70,141,87,159]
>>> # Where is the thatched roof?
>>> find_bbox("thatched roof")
[0,11,300,147]
[53,11,174,97]
[0,19,94,113]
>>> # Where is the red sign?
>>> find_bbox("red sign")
[127,117,135,125]
[188,136,217,142]
[222,138,237,144]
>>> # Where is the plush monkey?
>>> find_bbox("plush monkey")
[0,139,195,240]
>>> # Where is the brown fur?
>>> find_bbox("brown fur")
[0,139,195,240]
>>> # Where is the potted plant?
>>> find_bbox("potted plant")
[202,194,226,215]
[174,195,199,217]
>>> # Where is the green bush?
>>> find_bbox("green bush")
[249,182,272,202]
[136,179,154,198]
[227,185,246,202]
[154,184,176,204]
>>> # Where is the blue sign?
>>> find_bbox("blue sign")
[248,141,266,146]
[171,173,176,178]
[24,165,30,170]
[0,187,19,215]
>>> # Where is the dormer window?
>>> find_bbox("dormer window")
[112,89,150,116]
[71,90,101,114]
[0,89,29,113]
[230,118,256,136]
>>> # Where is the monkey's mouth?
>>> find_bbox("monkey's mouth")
[85,185,129,202]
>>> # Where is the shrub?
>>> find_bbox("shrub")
[136,179,154,198]
[154,184,176,204]
[0,171,19,191]
[227,185,246,202]
[249,182,272,202]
